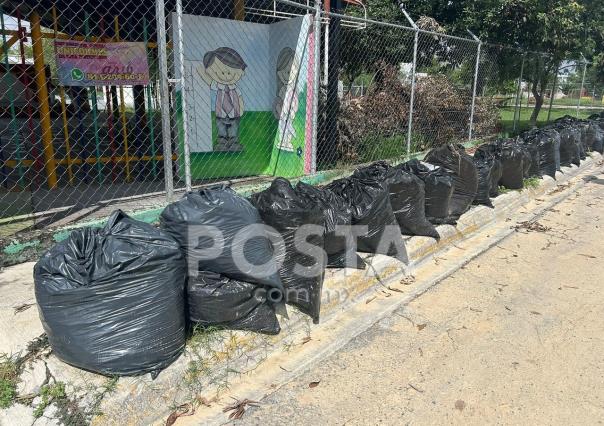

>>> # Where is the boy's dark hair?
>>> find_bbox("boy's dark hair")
[203,47,247,70]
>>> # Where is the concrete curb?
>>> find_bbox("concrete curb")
[91,153,602,425]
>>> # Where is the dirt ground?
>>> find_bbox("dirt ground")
[228,173,604,425]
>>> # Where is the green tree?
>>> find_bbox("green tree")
[460,0,585,125]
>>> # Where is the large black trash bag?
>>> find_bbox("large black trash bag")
[326,176,407,262]
[531,129,561,178]
[497,142,525,189]
[353,162,439,239]
[398,159,455,225]
[558,126,581,167]
[34,210,186,376]
[472,158,495,207]
[585,121,604,154]
[518,135,541,177]
[250,178,326,324]
[295,182,365,269]
[473,143,504,197]
[551,118,582,166]
[424,144,478,220]
[160,186,283,294]
[188,270,280,335]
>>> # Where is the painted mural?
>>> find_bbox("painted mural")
[172,14,314,180]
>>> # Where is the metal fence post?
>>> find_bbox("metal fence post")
[311,0,321,174]
[546,61,560,123]
[577,55,587,118]
[156,0,174,202]
[399,4,417,157]
[467,30,481,141]
[176,0,191,191]
[513,54,525,132]
[323,15,329,85]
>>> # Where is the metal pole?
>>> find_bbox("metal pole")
[513,55,525,132]
[398,4,417,157]
[406,30,418,156]
[546,62,559,123]
[176,0,191,191]
[311,0,321,174]
[323,22,329,84]
[1,8,24,188]
[31,11,58,189]
[143,17,158,179]
[467,30,481,141]
[156,0,174,201]
[577,56,587,118]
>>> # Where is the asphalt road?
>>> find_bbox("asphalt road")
[234,171,604,425]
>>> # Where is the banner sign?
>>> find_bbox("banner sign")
[55,40,149,86]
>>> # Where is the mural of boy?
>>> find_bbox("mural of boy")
[197,47,247,152]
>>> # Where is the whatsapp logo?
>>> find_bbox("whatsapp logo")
[71,68,84,81]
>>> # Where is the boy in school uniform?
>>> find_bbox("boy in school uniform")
[198,47,247,152]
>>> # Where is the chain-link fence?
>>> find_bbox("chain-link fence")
[1,0,602,237]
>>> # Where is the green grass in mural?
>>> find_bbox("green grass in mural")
[182,111,277,180]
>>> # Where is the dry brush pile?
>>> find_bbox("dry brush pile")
[336,64,499,164]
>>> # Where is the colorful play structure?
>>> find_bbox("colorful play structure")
[0,4,170,192]
[0,0,324,197]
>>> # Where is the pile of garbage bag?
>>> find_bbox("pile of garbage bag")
[353,161,439,239]
[188,270,281,335]
[397,159,455,225]
[326,176,407,261]
[295,182,365,270]
[251,178,326,324]
[33,113,604,377]
[160,186,283,292]
[34,211,187,376]
[424,144,478,221]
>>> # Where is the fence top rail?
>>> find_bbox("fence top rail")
[323,10,414,32]
[418,28,477,44]
[275,0,316,12]
[325,10,480,44]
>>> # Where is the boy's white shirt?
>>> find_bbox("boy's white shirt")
[209,81,243,118]
[210,81,241,95]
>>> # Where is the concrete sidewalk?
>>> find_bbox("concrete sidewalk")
[207,168,604,425]
[0,154,602,425]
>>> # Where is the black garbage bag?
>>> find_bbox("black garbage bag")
[498,142,525,189]
[250,178,325,323]
[552,116,583,166]
[34,210,186,376]
[585,121,604,154]
[473,157,495,207]
[160,186,283,294]
[326,177,407,262]
[533,129,561,177]
[474,141,502,162]
[188,270,280,335]
[424,144,478,220]
[398,159,455,225]
[474,142,503,197]
[353,162,439,239]
[518,136,540,177]
[558,126,581,167]
[295,182,365,269]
